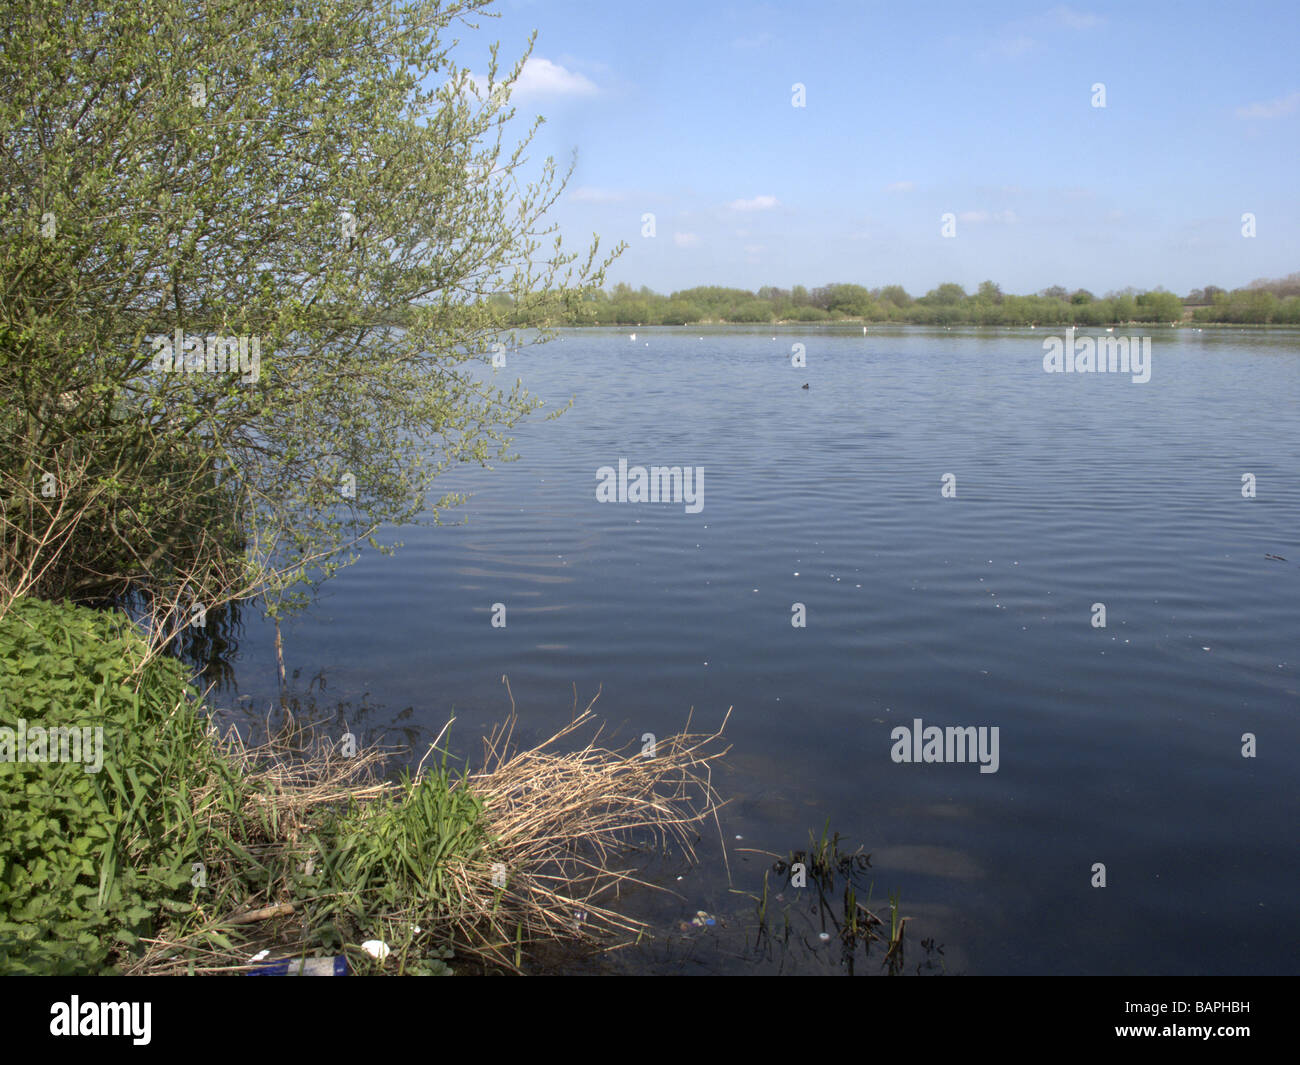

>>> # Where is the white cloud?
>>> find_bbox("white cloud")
[885,181,915,193]
[674,232,700,247]
[515,57,599,97]
[1235,90,1300,119]
[728,194,780,211]
[569,186,626,204]
[470,57,598,101]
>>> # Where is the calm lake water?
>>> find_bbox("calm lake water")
[219,325,1299,974]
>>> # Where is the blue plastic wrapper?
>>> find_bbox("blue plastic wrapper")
[249,955,349,976]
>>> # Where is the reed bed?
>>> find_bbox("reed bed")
[128,688,730,975]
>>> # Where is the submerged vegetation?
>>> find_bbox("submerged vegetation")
[742,823,945,977]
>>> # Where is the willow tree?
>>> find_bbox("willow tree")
[0,0,614,650]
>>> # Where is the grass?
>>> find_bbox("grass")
[132,691,731,975]
[0,597,730,975]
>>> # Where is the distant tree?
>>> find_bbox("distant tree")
[925,283,967,306]
[825,283,874,317]
[660,299,703,325]
[1110,293,1138,321]
[1040,286,1069,301]
[977,281,1004,304]
[1135,289,1183,322]
[808,286,834,310]
[1070,288,1094,304]
[876,285,912,308]
[730,300,775,323]
[1275,295,1300,324]
[788,305,830,322]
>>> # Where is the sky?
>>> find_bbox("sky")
[448,0,1299,298]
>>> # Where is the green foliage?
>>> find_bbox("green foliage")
[788,305,831,322]
[1,0,615,623]
[0,597,228,974]
[876,285,912,309]
[1134,289,1183,323]
[545,277,1284,327]
[304,762,490,959]
[923,282,968,306]
[1192,288,1289,324]
[0,596,503,975]
[824,283,875,317]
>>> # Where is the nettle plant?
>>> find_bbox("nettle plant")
[0,598,225,974]
[0,0,616,636]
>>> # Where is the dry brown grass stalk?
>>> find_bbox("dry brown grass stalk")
[127,690,731,975]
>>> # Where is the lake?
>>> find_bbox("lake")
[216,324,1300,974]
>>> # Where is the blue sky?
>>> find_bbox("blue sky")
[451,0,1299,297]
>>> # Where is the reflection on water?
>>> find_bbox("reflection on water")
[204,326,1300,974]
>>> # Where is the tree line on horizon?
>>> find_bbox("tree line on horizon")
[493,272,1300,328]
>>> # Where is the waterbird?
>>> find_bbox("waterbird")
[801,382,809,389]
[629,333,636,340]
